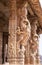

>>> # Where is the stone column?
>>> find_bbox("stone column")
[17,2,31,65]
[30,18,40,64]
[8,0,17,64]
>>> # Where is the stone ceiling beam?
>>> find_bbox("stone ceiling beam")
[28,0,42,28]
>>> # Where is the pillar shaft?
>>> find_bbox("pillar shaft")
[30,19,40,64]
[17,2,31,65]
[8,0,17,63]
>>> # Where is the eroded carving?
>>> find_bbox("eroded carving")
[16,2,31,59]
[30,19,40,64]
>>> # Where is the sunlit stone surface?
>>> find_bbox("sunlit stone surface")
[0,0,42,65]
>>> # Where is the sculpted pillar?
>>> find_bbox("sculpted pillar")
[30,18,40,64]
[8,0,17,64]
[17,2,31,65]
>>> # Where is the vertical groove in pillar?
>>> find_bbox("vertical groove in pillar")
[8,0,17,63]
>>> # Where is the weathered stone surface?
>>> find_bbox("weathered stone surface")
[8,0,17,63]
[28,0,42,28]
[30,19,40,64]
[16,2,31,65]
[0,0,42,64]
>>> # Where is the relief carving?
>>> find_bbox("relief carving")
[16,18,31,57]
[30,19,40,64]
[16,2,31,59]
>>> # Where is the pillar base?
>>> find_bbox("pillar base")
[7,57,24,65]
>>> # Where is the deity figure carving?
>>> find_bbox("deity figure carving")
[16,3,31,65]
[16,18,31,57]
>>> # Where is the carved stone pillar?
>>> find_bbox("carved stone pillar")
[8,0,17,64]
[30,18,40,64]
[17,2,31,65]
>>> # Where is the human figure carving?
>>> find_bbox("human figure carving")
[16,3,31,65]
[16,18,31,58]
